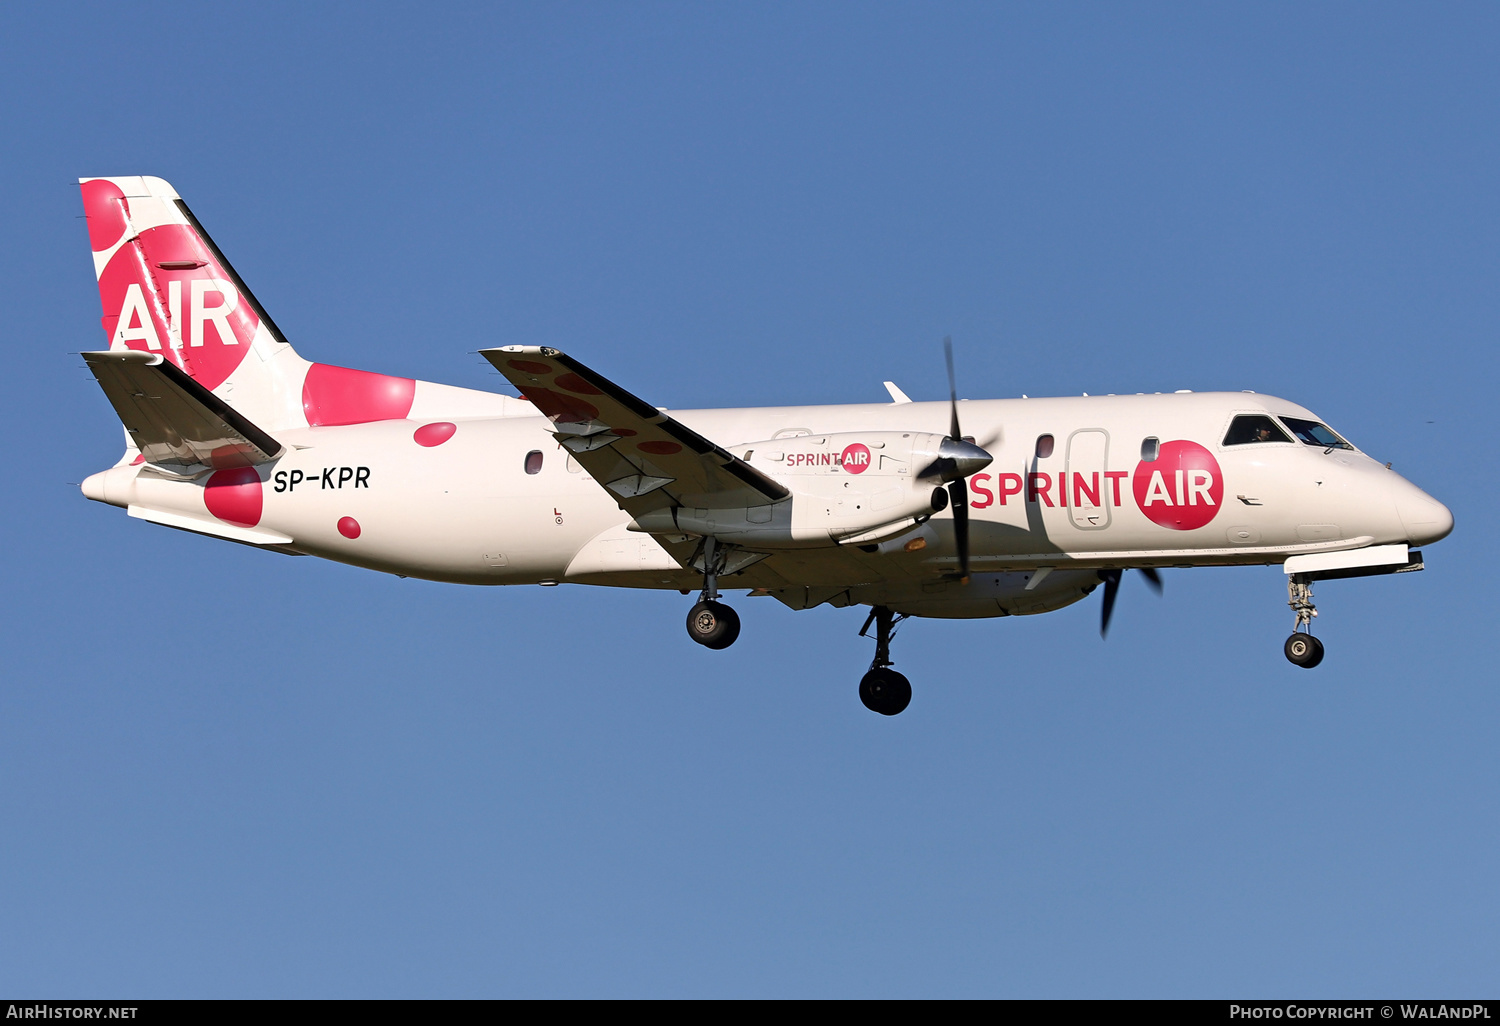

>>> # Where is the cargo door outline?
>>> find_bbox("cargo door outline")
[1065,429,1111,530]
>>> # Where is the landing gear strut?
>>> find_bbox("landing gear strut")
[858,606,911,715]
[1284,574,1325,668]
[685,536,740,650]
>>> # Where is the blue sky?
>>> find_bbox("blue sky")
[1,2,1496,997]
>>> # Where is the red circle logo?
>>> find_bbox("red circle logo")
[1132,440,1223,531]
[840,443,872,474]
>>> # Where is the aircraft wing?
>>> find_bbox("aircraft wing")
[479,346,789,517]
[83,349,284,470]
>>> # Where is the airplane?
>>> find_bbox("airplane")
[74,176,1455,715]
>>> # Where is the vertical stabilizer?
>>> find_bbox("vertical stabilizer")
[80,176,312,431]
[80,176,524,437]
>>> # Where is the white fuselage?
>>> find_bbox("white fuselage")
[82,387,1452,619]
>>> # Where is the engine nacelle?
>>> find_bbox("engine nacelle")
[630,430,975,549]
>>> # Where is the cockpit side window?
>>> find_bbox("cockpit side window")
[1280,417,1354,450]
[1223,414,1293,446]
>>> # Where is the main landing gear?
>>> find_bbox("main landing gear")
[685,537,740,650]
[858,606,911,716]
[1284,574,1325,668]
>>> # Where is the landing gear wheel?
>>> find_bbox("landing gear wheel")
[1284,633,1324,669]
[687,600,740,650]
[859,667,912,716]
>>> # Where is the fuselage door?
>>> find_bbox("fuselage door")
[1066,429,1111,530]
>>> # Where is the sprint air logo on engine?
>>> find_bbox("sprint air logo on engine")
[784,443,872,474]
[968,439,1223,531]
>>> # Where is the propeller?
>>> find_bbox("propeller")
[912,338,991,581]
[1098,567,1164,637]
[944,338,969,581]
[930,336,993,583]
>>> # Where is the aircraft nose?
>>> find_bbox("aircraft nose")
[1391,476,1454,546]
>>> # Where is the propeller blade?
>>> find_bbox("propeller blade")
[943,335,961,441]
[1139,567,1163,594]
[1098,569,1121,637]
[949,478,970,582]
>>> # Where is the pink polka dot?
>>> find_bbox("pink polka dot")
[638,440,682,455]
[204,468,263,527]
[302,363,416,427]
[555,372,602,395]
[413,422,457,447]
[80,179,128,252]
[338,516,361,539]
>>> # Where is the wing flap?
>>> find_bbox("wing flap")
[83,349,283,470]
[479,346,788,515]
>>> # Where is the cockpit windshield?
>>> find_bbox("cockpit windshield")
[1280,417,1354,450]
[1223,415,1293,446]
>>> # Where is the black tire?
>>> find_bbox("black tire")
[1284,633,1325,669]
[686,600,740,650]
[859,667,912,715]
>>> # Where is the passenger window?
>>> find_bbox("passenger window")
[1034,434,1054,459]
[1223,415,1293,446]
[1280,416,1354,450]
[524,450,544,474]
[1140,437,1159,462]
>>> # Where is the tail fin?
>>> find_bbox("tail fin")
[80,176,312,430]
[80,176,520,436]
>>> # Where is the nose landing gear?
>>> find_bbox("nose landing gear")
[858,606,911,715]
[1284,574,1324,668]
[1284,632,1324,668]
[685,537,740,650]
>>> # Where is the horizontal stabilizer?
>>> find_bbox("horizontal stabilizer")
[82,349,284,470]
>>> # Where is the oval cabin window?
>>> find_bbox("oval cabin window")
[524,450,544,475]
[1034,434,1054,459]
[1141,437,1160,461]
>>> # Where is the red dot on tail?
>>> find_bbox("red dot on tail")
[507,359,552,374]
[413,422,457,447]
[338,516,361,539]
[80,179,129,252]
